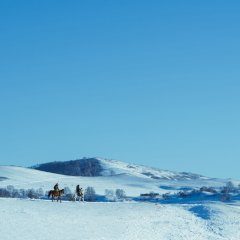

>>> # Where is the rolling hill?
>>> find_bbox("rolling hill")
[32,157,209,180]
[0,158,230,196]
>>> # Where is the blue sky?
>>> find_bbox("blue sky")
[0,1,240,178]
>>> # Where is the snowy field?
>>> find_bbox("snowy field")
[0,198,240,240]
[1,164,240,239]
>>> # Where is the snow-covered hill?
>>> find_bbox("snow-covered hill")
[98,158,208,180]
[0,158,233,196]
[0,165,162,196]
[32,157,210,181]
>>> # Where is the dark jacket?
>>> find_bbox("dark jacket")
[76,185,82,196]
[54,184,59,191]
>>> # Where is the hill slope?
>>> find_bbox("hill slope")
[0,158,230,196]
[32,157,209,181]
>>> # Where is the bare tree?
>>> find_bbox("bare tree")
[115,189,126,200]
[84,187,96,201]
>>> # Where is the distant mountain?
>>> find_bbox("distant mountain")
[32,157,209,181]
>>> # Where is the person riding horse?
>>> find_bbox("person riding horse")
[76,185,84,201]
[48,183,64,202]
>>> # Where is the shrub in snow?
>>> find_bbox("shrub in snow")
[84,187,96,201]
[149,192,160,198]
[27,189,38,199]
[65,193,76,201]
[175,189,201,200]
[36,188,44,197]
[62,187,74,200]
[0,186,45,199]
[200,186,217,194]
[45,190,50,197]
[226,181,235,192]
[190,189,201,195]
[177,191,189,198]
[19,189,27,198]
[64,187,72,195]
[220,193,231,202]
[0,188,11,198]
[0,186,20,198]
[12,189,21,198]
[115,189,126,200]
[219,182,235,202]
[140,192,160,199]
[162,193,171,200]
[105,189,116,201]
[221,181,235,194]
[7,185,14,193]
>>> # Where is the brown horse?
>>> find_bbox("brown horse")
[48,189,64,203]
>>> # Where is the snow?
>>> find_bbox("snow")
[1,164,240,239]
[0,164,240,240]
[0,198,240,240]
[97,158,209,180]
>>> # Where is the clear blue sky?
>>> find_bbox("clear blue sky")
[0,1,240,178]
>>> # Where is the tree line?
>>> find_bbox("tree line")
[0,185,126,202]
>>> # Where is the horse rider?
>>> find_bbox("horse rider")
[76,184,84,200]
[76,184,81,196]
[54,183,59,192]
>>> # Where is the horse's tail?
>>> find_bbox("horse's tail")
[48,190,52,198]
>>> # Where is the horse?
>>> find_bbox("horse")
[75,189,84,202]
[48,189,64,203]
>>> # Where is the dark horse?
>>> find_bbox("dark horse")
[48,189,64,203]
